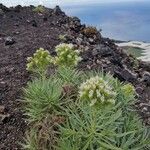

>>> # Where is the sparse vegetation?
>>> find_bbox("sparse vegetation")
[54,43,82,67]
[58,34,67,42]
[122,46,144,58]
[33,5,45,13]
[83,26,98,37]
[26,48,54,76]
[23,43,150,150]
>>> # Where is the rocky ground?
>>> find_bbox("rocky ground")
[0,4,150,149]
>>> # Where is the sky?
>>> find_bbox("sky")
[0,0,148,7]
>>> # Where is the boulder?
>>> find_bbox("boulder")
[114,68,137,82]
[92,44,113,57]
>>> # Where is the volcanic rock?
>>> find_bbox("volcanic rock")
[5,36,15,45]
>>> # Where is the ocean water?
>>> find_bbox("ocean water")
[1,0,150,42]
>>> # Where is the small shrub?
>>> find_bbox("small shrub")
[58,34,67,42]
[54,43,82,67]
[58,73,150,150]
[83,26,98,37]
[22,115,65,150]
[56,67,81,85]
[79,76,116,106]
[22,129,39,150]
[26,48,53,75]
[23,77,62,122]
[23,44,150,150]
[58,103,150,150]
[58,104,123,150]
[33,5,45,13]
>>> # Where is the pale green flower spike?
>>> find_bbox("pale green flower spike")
[121,83,135,96]
[79,76,116,106]
[55,43,82,67]
[26,48,53,72]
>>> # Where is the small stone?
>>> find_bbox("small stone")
[43,17,48,21]
[0,114,10,123]
[5,36,15,45]
[142,107,148,112]
[87,65,91,69]
[135,86,143,94]
[0,105,5,113]
[13,31,20,35]
[31,20,37,27]
[142,72,150,86]
[88,38,94,44]
[76,37,82,45]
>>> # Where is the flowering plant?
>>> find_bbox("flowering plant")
[26,48,53,72]
[55,43,82,67]
[121,83,135,96]
[79,76,116,106]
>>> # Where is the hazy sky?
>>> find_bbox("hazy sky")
[0,0,147,7]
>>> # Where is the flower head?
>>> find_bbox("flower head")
[55,43,82,67]
[26,48,53,72]
[79,76,116,106]
[121,84,135,96]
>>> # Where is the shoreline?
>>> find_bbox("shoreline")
[116,41,150,62]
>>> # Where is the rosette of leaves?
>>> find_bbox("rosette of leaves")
[79,76,116,106]
[26,48,53,74]
[55,43,82,67]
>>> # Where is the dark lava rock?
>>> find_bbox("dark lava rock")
[76,37,83,45]
[0,114,11,124]
[0,8,4,15]
[110,54,123,67]
[0,4,9,12]
[140,61,150,72]
[142,72,150,86]
[0,105,5,113]
[53,6,63,15]
[69,17,81,31]
[5,37,15,45]
[114,68,137,82]
[31,20,37,27]
[13,5,22,13]
[136,86,144,94]
[43,16,48,22]
[92,44,113,57]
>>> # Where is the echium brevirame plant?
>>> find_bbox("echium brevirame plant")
[58,72,150,150]
[54,43,82,67]
[26,48,53,76]
[79,75,116,106]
